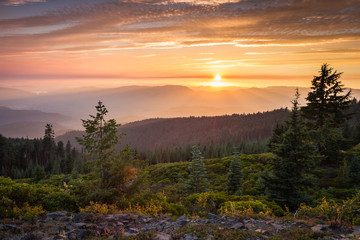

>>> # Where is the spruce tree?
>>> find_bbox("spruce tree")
[302,63,351,128]
[186,145,209,193]
[226,152,243,195]
[264,89,317,210]
[76,101,122,188]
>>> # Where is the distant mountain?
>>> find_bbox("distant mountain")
[1,85,359,138]
[56,108,290,151]
[0,121,70,139]
[0,106,71,125]
[0,106,73,138]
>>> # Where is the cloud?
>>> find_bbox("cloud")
[0,0,45,6]
[0,0,359,55]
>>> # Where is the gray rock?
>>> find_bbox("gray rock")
[73,213,93,223]
[67,229,90,240]
[128,228,139,234]
[72,222,87,229]
[46,211,69,220]
[177,215,190,227]
[182,233,198,240]
[351,225,360,237]
[311,224,329,233]
[20,233,42,240]
[230,222,245,230]
[154,232,173,240]
[207,213,218,220]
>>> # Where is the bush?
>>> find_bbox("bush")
[185,192,229,217]
[297,191,360,226]
[43,192,78,212]
[80,201,120,214]
[219,200,272,218]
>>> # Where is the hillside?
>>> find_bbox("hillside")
[56,108,290,151]
[0,106,72,138]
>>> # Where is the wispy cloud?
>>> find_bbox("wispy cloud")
[0,0,45,6]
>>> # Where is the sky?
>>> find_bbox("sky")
[0,0,359,92]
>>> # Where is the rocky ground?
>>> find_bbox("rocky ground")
[1,211,360,240]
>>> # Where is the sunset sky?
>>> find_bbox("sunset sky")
[0,0,359,92]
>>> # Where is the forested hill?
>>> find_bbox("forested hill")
[56,108,290,151]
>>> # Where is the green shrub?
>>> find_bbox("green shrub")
[163,202,186,216]
[43,192,78,212]
[185,192,229,217]
[219,200,272,217]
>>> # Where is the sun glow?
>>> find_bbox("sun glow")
[215,74,222,81]
[202,74,235,87]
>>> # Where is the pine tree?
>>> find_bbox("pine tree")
[42,123,56,168]
[302,63,351,128]
[186,145,209,193]
[226,152,243,195]
[76,101,123,188]
[264,89,317,210]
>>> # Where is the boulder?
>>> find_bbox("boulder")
[46,211,69,220]
[311,224,330,233]
[154,232,173,240]
[73,213,93,223]
[181,233,198,240]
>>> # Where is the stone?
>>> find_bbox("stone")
[46,211,69,220]
[351,225,360,237]
[67,229,90,240]
[154,232,173,240]
[182,233,198,240]
[20,233,43,240]
[73,213,94,223]
[207,213,218,220]
[128,228,139,234]
[230,222,245,230]
[311,224,329,233]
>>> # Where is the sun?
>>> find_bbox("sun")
[214,74,222,82]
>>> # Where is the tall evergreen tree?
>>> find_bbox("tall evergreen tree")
[186,145,209,193]
[42,123,56,169]
[226,151,243,196]
[76,101,122,188]
[302,63,351,128]
[264,89,317,210]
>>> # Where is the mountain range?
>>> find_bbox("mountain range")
[0,85,358,139]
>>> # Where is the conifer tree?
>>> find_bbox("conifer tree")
[226,151,243,195]
[76,101,122,188]
[42,123,56,167]
[186,145,209,193]
[302,63,351,128]
[264,89,317,210]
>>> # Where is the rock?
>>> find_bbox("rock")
[176,215,190,227]
[67,229,90,240]
[0,224,21,234]
[154,232,173,240]
[46,211,69,220]
[73,213,93,223]
[271,222,285,232]
[20,233,43,240]
[351,225,360,237]
[182,233,198,240]
[311,224,330,233]
[71,222,87,229]
[230,222,245,230]
[207,213,218,220]
[128,228,139,234]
